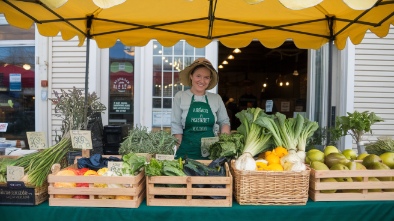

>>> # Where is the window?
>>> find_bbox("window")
[151,40,205,130]
[0,16,35,146]
[108,42,134,125]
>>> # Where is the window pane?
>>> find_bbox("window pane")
[174,42,184,55]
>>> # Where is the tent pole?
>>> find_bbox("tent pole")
[326,39,333,146]
[326,16,334,146]
[83,37,90,130]
[83,16,93,130]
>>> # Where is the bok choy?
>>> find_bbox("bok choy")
[234,108,272,170]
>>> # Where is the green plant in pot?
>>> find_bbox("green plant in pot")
[334,111,383,154]
[306,126,341,152]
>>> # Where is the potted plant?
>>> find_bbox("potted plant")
[306,126,340,151]
[334,111,383,154]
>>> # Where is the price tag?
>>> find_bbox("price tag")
[155,154,174,161]
[201,137,219,157]
[108,161,123,175]
[7,166,24,181]
[26,132,47,149]
[70,130,92,149]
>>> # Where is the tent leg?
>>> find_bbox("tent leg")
[83,37,90,130]
[326,39,333,146]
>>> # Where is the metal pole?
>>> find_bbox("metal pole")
[83,37,90,130]
[326,16,334,146]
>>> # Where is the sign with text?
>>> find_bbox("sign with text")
[0,123,8,132]
[112,100,131,113]
[9,73,21,91]
[200,137,219,157]
[26,132,47,149]
[108,161,123,175]
[155,154,174,161]
[0,181,38,205]
[7,166,24,181]
[70,130,92,149]
[265,100,273,112]
[152,110,171,127]
[280,101,291,112]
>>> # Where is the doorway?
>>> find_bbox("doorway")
[217,41,308,119]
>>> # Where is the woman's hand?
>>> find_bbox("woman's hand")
[174,134,183,150]
[220,124,231,135]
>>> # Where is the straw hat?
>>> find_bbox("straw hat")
[179,58,218,90]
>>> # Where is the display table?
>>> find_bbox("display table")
[2,199,394,221]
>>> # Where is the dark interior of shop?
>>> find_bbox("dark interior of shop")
[217,41,308,118]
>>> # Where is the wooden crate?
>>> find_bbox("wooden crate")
[47,163,145,208]
[146,160,232,207]
[309,168,394,201]
[230,160,310,205]
[0,182,48,205]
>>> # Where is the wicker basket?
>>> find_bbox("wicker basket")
[230,160,310,205]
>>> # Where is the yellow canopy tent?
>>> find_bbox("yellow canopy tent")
[1,0,393,49]
[1,0,394,133]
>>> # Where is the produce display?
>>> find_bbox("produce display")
[308,145,394,194]
[51,152,146,200]
[232,108,318,172]
[145,158,232,207]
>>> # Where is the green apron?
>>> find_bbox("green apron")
[175,95,215,160]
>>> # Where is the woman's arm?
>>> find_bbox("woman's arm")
[174,134,183,150]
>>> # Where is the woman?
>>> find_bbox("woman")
[171,58,231,160]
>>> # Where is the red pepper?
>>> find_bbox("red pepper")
[77,168,90,175]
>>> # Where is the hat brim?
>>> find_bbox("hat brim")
[179,60,218,90]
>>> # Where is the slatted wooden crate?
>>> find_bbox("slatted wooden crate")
[48,159,145,208]
[309,168,394,201]
[146,160,232,207]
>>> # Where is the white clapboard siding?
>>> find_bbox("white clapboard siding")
[49,36,87,145]
[354,26,394,144]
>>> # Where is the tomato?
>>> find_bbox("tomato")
[77,168,90,175]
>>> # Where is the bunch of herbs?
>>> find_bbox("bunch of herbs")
[119,126,178,156]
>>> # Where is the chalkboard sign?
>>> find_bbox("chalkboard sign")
[0,182,36,205]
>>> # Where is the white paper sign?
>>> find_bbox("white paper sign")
[108,161,123,175]
[201,137,219,157]
[26,132,47,149]
[265,100,273,112]
[155,154,174,161]
[7,166,24,181]
[0,123,8,132]
[70,130,92,149]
